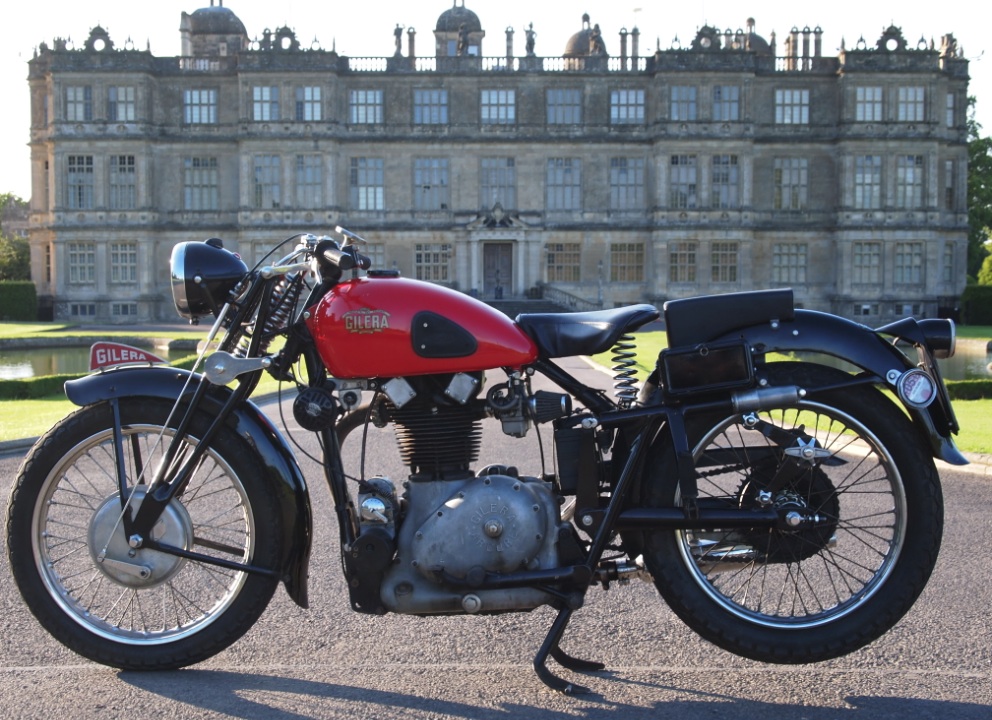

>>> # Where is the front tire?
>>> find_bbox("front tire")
[640,363,943,663]
[6,398,282,669]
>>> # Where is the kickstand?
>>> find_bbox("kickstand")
[533,606,605,694]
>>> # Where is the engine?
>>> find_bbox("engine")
[375,467,566,615]
[349,373,573,615]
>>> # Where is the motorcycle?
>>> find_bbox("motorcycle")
[6,228,965,694]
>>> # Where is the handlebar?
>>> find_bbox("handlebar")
[315,239,371,273]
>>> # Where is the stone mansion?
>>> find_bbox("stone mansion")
[26,1,970,323]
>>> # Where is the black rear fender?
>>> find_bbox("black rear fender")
[706,310,966,465]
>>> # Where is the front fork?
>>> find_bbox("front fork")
[101,372,280,580]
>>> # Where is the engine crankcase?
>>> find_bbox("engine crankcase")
[380,472,562,615]
[412,473,550,578]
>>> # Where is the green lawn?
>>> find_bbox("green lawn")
[3,323,991,454]
[590,328,992,457]
[956,325,992,340]
[0,321,206,341]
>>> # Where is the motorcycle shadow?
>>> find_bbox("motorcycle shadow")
[116,669,990,719]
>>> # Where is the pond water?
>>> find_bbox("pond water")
[1,340,990,382]
[0,345,194,380]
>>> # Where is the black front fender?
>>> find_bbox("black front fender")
[65,366,313,607]
[709,310,967,466]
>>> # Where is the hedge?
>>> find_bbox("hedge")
[962,285,992,325]
[3,364,991,402]
[0,282,37,321]
[945,379,992,401]
[0,354,200,400]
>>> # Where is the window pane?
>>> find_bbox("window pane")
[669,155,697,209]
[711,155,739,209]
[68,242,96,283]
[545,242,581,282]
[897,86,925,122]
[611,89,645,124]
[184,89,217,124]
[713,85,739,121]
[110,242,138,283]
[610,157,645,210]
[852,242,881,284]
[546,158,582,211]
[253,155,282,209]
[414,89,448,125]
[108,86,136,122]
[413,157,450,211]
[671,86,697,121]
[772,243,807,283]
[350,157,385,211]
[481,89,515,125]
[414,243,451,282]
[896,155,924,209]
[775,88,809,124]
[711,241,739,283]
[547,88,582,124]
[183,157,219,210]
[109,155,136,210]
[610,242,644,282]
[855,86,882,122]
[854,155,882,210]
[773,157,808,211]
[669,241,697,283]
[350,89,383,124]
[295,86,321,122]
[295,154,322,208]
[66,155,94,209]
[480,157,516,209]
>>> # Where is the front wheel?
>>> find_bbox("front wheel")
[639,363,943,663]
[6,398,283,669]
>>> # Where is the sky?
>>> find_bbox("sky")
[2,0,988,200]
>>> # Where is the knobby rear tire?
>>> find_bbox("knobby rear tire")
[638,363,944,663]
[6,398,283,669]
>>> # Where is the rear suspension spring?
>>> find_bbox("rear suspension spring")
[611,333,638,408]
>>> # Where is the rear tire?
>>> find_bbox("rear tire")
[6,398,282,669]
[639,363,943,663]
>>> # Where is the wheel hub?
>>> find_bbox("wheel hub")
[87,486,193,588]
[739,465,840,563]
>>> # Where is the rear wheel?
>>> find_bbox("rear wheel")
[639,363,944,663]
[6,398,282,669]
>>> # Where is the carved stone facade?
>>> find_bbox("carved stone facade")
[26,2,969,323]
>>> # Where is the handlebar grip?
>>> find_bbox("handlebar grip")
[315,240,371,272]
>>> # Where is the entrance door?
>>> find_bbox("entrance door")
[483,243,513,299]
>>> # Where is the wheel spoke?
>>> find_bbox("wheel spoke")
[675,399,909,625]
[31,421,256,644]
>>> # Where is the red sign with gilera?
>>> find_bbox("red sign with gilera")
[89,342,166,371]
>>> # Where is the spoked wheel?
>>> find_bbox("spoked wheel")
[639,363,944,663]
[6,398,282,669]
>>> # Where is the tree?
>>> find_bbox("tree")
[979,254,992,285]
[0,192,27,221]
[967,101,992,280]
[0,192,29,281]
[0,232,30,281]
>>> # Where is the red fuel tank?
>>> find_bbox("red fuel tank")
[307,275,539,379]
